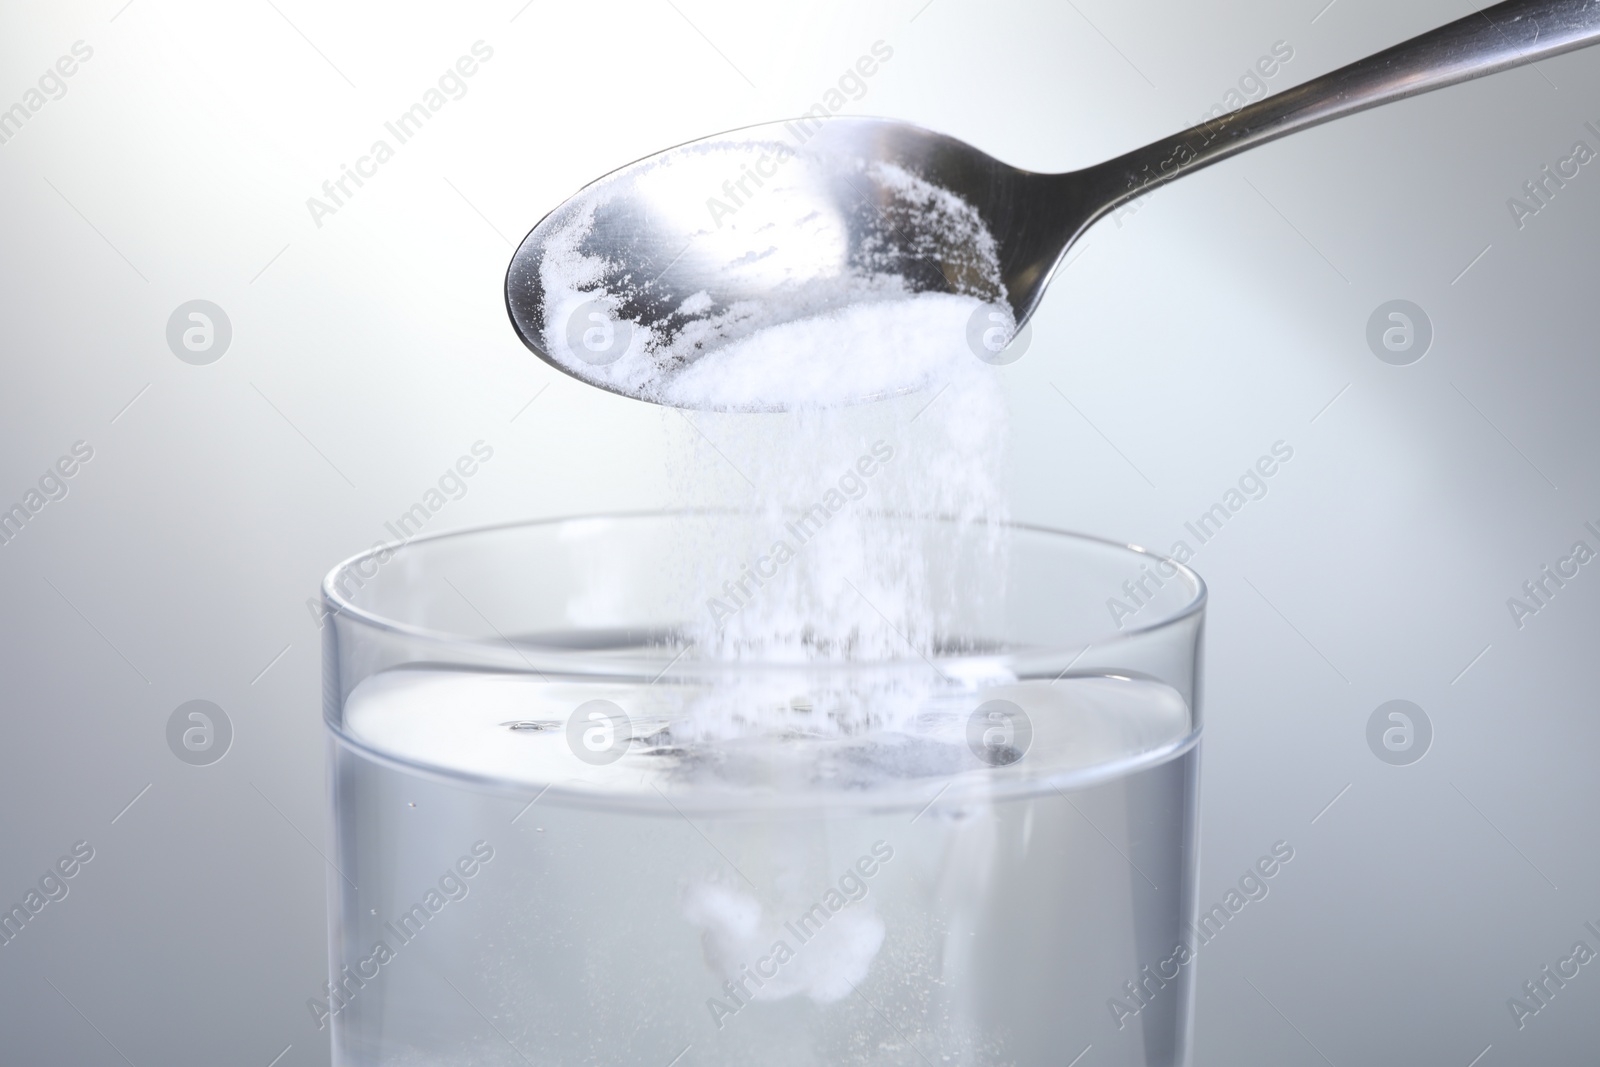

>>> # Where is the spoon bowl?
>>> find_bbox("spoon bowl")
[505,117,1072,411]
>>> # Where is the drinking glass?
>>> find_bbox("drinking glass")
[318,512,1205,1065]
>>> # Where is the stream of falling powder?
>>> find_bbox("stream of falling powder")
[661,353,1010,742]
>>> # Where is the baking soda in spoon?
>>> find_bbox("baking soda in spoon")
[535,145,1018,410]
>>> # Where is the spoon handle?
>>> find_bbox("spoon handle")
[1094,0,1600,211]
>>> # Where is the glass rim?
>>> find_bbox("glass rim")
[321,508,1208,664]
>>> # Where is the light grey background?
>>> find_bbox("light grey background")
[2,0,1597,1064]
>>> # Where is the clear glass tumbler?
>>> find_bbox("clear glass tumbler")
[318,512,1205,1066]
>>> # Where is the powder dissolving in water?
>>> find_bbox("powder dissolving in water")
[528,132,1021,1027]
[659,367,1012,1025]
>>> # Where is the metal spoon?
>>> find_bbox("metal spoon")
[506,0,1600,411]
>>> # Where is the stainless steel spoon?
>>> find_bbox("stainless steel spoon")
[506,0,1600,411]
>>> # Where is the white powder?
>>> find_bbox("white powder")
[527,129,1022,739]
[661,291,987,410]
[682,879,885,1005]
[655,351,1012,748]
